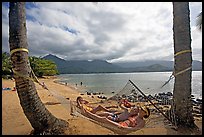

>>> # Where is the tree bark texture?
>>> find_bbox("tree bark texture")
[172,2,195,128]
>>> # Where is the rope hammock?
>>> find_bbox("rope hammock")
[70,100,152,135]
[69,80,178,134]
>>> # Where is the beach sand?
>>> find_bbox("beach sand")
[2,77,202,135]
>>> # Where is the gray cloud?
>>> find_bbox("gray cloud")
[2,2,202,63]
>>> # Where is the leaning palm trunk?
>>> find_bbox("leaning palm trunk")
[172,2,196,128]
[9,2,68,134]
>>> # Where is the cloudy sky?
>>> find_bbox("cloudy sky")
[2,2,202,63]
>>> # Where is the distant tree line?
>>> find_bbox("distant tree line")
[2,52,12,78]
[2,52,59,78]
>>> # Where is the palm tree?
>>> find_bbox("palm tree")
[172,2,197,129]
[9,2,68,135]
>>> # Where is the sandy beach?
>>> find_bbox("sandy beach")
[2,77,202,135]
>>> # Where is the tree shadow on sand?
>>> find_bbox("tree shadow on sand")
[165,122,202,135]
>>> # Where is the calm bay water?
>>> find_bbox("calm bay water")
[58,71,202,99]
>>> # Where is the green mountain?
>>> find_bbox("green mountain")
[42,54,124,74]
[115,60,202,71]
[42,54,202,74]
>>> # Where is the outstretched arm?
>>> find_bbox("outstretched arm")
[119,100,128,111]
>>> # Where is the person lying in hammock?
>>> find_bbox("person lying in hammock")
[117,106,150,128]
[99,105,150,129]
[76,96,150,129]
[76,96,118,114]
[121,99,135,108]
[95,99,150,128]
[97,99,140,122]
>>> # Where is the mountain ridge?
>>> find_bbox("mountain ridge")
[42,54,202,74]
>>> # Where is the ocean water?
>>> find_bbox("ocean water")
[58,71,202,99]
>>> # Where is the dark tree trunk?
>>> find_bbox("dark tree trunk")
[9,2,68,135]
[172,2,196,128]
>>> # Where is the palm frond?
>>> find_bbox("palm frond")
[196,12,202,31]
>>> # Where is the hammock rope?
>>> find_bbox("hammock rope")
[71,107,128,134]
[129,80,176,128]
[161,66,192,88]
[12,65,71,113]
[70,100,151,135]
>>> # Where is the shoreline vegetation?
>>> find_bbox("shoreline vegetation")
[2,76,202,135]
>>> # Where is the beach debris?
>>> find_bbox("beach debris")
[97,95,107,99]
[93,92,97,95]
[86,92,91,95]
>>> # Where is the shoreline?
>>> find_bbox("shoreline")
[55,72,202,100]
[55,75,202,103]
[2,77,202,135]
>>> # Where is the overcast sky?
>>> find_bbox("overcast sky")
[2,2,202,63]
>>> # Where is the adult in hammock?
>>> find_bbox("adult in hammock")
[88,98,150,129]
[96,99,140,122]
[117,106,150,128]
[121,99,135,108]
[98,105,150,129]
[76,96,118,114]
[76,96,150,129]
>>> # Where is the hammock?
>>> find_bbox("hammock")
[70,80,178,134]
[70,99,147,135]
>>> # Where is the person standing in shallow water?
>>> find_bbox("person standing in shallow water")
[80,82,83,86]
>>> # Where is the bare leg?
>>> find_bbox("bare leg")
[105,105,118,109]
[91,105,111,113]
[97,112,113,117]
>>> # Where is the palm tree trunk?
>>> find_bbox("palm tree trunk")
[9,2,68,134]
[172,2,196,128]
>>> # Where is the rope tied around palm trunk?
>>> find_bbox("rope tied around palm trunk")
[161,49,192,88]
[174,50,191,57]
[10,48,29,56]
[161,66,192,88]
[10,48,71,112]
[10,48,49,90]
